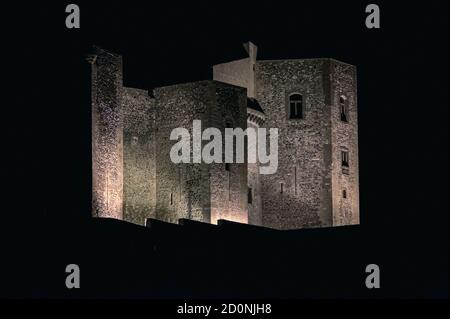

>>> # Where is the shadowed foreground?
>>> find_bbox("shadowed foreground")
[0,216,446,299]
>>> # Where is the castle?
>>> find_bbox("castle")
[88,42,359,230]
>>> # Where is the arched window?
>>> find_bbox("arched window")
[289,94,303,119]
[340,95,349,122]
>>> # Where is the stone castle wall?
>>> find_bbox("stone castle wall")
[330,60,359,226]
[209,82,248,225]
[247,113,264,226]
[122,87,156,225]
[90,44,359,230]
[153,81,247,224]
[90,47,124,220]
[256,59,332,229]
[154,81,213,223]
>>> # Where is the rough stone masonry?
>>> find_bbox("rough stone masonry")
[89,42,359,230]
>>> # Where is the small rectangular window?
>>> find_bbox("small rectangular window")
[248,188,253,204]
[343,189,347,198]
[341,151,349,175]
[289,94,303,119]
[280,183,284,194]
[341,151,349,167]
[225,163,230,171]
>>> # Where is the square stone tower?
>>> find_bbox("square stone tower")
[153,81,248,225]
[213,43,359,230]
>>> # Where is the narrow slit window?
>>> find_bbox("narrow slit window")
[280,183,284,194]
[341,151,349,167]
[248,188,253,204]
[340,95,349,122]
[343,189,347,198]
[170,193,173,205]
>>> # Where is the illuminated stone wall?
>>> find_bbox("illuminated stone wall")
[256,59,329,229]
[91,48,249,225]
[122,87,156,225]
[209,82,248,225]
[90,44,359,230]
[330,61,359,226]
[90,47,124,220]
[153,82,212,223]
[247,109,264,226]
[255,59,359,229]
[213,42,259,225]
[153,81,248,224]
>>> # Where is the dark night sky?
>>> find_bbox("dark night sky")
[1,1,448,297]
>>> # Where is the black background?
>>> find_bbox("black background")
[1,0,448,299]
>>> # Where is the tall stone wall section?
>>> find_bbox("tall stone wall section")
[247,111,264,226]
[90,47,124,220]
[153,81,248,224]
[154,82,214,223]
[209,82,248,225]
[330,60,359,226]
[256,59,333,230]
[122,87,156,225]
[212,43,260,225]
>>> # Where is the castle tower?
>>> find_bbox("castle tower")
[256,58,359,229]
[329,61,359,226]
[88,47,124,219]
[214,44,359,230]
[153,81,248,225]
